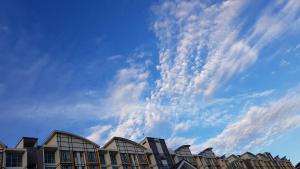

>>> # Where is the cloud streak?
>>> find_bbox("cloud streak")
[201,85,300,154]
[87,0,300,153]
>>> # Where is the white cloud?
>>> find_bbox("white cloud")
[88,63,150,141]
[280,59,291,67]
[201,85,300,154]
[87,125,113,144]
[167,136,198,149]
[173,121,193,133]
[144,0,300,135]
[246,90,275,99]
[143,0,254,133]
[107,54,123,61]
[87,0,300,150]
[249,0,300,49]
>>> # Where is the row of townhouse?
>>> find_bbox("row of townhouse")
[0,130,296,169]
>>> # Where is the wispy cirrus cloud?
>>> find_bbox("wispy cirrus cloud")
[95,63,150,141]
[200,85,300,154]
[87,0,300,154]
[107,54,124,61]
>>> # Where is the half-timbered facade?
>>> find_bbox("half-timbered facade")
[0,131,296,169]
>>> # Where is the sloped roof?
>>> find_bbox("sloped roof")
[103,136,147,150]
[281,156,287,161]
[44,130,100,148]
[257,153,268,160]
[275,155,281,160]
[175,145,190,152]
[227,154,239,160]
[241,152,257,159]
[219,154,226,159]
[198,147,216,158]
[198,147,213,155]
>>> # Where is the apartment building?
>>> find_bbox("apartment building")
[140,137,173,169]
[227,152,295,169]
[102,137,153,169]
[0,138,29,169]
[0,141,5,169]
[173,145,197,167]
[0,130,296,169]
[227,155,247,169]
[42,130,100,169]
[195,148,228,169]
[240,152,262,169]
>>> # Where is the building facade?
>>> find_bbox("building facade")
[140,137,173,169]
[0,130,296,169]
[101,137,153,169]
[196,148,228,169]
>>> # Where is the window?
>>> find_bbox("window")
[74,152,79,164]
[88,152,96,162]
[75,167,86,169]
[147,155,152,164]
[99,153,106,164]
[0,152,3,166]
[60,151,71,162]
[139,154,147,164]
[120,153,129,164]
[90,165,98,169]
[6,152,22,167]
[44,151,55,164]
[62,165,72,169]
[141,165,147,169]
[110,152,117,165]
[130,154,140,169]
[73,152,86,165]
[130,154,138,166]
[80,152,85,164]
[204,158,211,166]
[123,165,131,169]
[161,159,168,166]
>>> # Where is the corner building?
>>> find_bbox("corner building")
[0,130,296,169]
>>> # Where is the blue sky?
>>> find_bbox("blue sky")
[1,0,300,164]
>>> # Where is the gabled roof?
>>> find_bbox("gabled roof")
[281,156,287,161]
[227,154,240,160]
[241,152,257,159]
[198,147,216,158]
[44,130,100,148]
[172,159,197,169]
[175,145,190,152]
[275,155,281,160]
[257,153,268,160]
[219,154,226,159]
[198,147,213,155]
[103,136,147,150]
